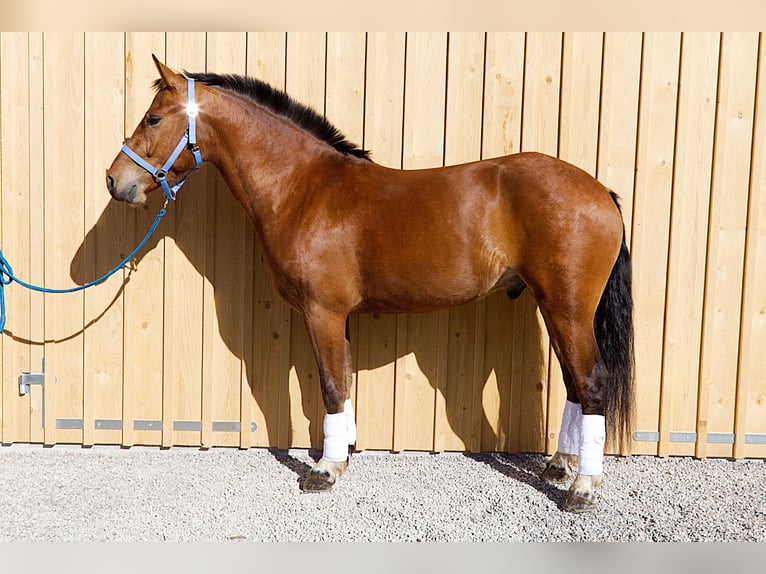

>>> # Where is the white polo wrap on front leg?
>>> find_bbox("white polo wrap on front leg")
[578,414,606,476]
[323,412,349,462]
[556,400,582,455]
[344,399,356,446]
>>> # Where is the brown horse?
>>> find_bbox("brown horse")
[106,56,634,513]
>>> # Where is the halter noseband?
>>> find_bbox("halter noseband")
[120,78,203,202]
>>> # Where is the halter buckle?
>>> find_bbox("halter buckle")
[185,101,200,117]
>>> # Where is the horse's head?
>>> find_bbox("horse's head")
[106,55,204,205]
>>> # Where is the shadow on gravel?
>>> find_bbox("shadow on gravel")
[465,452,568,510]
[267,448,568,508]
[269,449,313,489]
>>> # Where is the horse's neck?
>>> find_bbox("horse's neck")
[206,94,319,220]
[203,91,331,251]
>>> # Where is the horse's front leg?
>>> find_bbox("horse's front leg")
[301,308,356,492]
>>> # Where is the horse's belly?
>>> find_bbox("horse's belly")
[357,262,515,314]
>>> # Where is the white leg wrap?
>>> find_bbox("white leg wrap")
[344,399,357,446]
[557,400,582,455]
[323,412,348,462]
[578,414,606,476]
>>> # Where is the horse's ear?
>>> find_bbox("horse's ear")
[152,54,185,91]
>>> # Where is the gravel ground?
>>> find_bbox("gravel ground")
[0,444,763,542]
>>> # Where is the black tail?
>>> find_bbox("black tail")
[595,192,635,452]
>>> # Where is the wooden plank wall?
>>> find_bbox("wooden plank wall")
[1,32,764,458]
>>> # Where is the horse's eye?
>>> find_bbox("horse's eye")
[146,115,161,126]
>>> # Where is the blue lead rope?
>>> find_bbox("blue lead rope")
[0,202,169,334]
[1,76,202,334]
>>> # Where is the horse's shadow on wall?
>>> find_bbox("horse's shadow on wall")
[71,176,549,489]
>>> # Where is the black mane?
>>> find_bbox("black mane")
[166,72,372,161]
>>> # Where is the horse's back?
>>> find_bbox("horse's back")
[346,152,623,314]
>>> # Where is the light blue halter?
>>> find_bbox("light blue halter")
[120,78,203,202]
[0,79,204,334]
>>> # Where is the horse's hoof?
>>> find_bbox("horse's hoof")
[302,469,335,492]
[301,458,348,493]
[541,452,577,484]
[541,463,572,484]
[562,490,598,513]
[562,474,601,513]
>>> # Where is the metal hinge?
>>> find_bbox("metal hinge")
[18,358,53,429]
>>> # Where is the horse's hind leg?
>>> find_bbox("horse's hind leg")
[540,306,607,513]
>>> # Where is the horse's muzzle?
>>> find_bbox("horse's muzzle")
[106,171,144,204]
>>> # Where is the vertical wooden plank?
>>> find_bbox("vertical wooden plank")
[436,32,486,453]
[203,32,247,448]
[231,33,256,451]
[164,32,207,447]
[482,33,525,161]
[394,32,448,452]
[735,33,766,460]
[551,32,603,454]
[0,35,3,444]
[28,33,45,444]
[0,34,3,444]
[363,32,406,170]
[236,33,259,452]
[597,33,642,456]
[43,32,86,445]
[285,32,326,449]
[245,32,290,449]
[325,33,366,151]
[521,33,561,154]
[659,32,720,457]
[559,32,602,173]
[83,32,126,446]
[122,32,167,446]
[356,32,405,451]
[480,32,525,452]
[514,32,561,453]
[630,33,681,456]
[1,32,33,444]
[598,32,642,242]
[697,33,759,459]
[325,31,366,448]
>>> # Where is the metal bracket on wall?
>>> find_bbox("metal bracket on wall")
[18,358,52,429]
[634,430,766,446]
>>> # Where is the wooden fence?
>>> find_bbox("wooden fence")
[1,32,764,458]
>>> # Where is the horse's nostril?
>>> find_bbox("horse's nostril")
[106,174,116,192]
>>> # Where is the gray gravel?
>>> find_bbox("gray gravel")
[0,444,763,541]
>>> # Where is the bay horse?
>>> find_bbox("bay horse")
[106,56,634,513]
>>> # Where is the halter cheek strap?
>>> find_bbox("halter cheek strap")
[120,78,203,202]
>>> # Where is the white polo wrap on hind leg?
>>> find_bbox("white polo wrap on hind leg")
[323,412,348,462]
[557,400,582,455]
[579,414,606,476]
[344,399,356,446]
[322,399,357,462]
